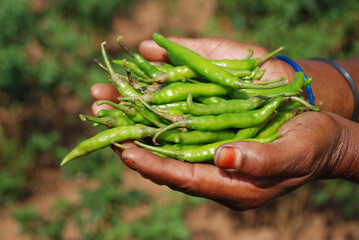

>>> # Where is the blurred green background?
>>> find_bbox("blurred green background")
[1,0,359,239]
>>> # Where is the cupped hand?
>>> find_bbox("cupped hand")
[91,36,294,113]
[90,36,356,210]
[113,111,354,210]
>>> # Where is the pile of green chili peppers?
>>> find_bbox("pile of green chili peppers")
[61,33,321,166]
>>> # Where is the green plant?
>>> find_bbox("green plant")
[214,0,359,59]
[13,206,66,240]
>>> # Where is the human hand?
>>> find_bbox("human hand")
[112,111,358,210]
[90,36,359,210]
[91,36,294,113]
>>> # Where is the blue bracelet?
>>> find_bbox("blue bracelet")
[276,56,315,105]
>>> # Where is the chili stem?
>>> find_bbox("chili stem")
[117,36,134,57]
[258,46,285,65]
[101,42,116,80]
[112,141,130,150]
[93,58,109,73]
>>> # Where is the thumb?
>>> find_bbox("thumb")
[213,137,311,178]
[139,36,207,62]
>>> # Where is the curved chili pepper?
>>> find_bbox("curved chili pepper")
[196,96,227,104]
[61,125,161,166]
[121,82,229,104]
[135,130,281,162]
[153,33,286,89]
[186,91,269,116]
[209,48,283,70]
[166,42,283,71]
[79,114,135,128]
[229,72,307,99]
[255,108,301,138]
[151,96,283,142]
[154,63,175,72]
[97,109,127,118]
[157,128,236,144]
[140,65,253,84]
[151,101,191,114]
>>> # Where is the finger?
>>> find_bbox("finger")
[90,83,120,102]
[213,139,301,177]
[121,147,269,198]
[91,100,115,116]
[213,112,337,178]
[121,147,288,210]
[139,39,168,62]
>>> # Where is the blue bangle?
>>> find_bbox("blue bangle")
[276,56,315,105]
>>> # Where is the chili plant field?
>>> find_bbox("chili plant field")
[1,0,359,239]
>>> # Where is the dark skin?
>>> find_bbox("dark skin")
[91,37,359,211]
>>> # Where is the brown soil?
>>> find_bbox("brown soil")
[1,167,359,240]
[2,1,359,239]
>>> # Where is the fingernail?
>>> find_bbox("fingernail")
[215,147,242,169]
[122,158,137,171]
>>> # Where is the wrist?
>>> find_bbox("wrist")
[296,59,357,120]
[323,113,359,182]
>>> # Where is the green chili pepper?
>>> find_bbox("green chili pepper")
[278,101,303,111]
[96,100,162,126]
[287,96,321,111]
[131,101,168,128]
[157,129,236,144]
[141,65,253,84]
[113,59,149,78]
[277,95,307,111]
[142,65,199,83]
[79,114,135,128]
[122,82,229,104]
[248,77,285,85]
[186,91,268,116]
[135,126,281,162]
[225,68,252,78]
[118,36,163,78]
[132,82,167,95]
[209,48,283,70]
[196,96,227,104]
[245,133,283,143]
[156,143,202,151]
[97,109,126,118]
[151,101,191,114]
[135,128,257,162]
[61,125,161,166]
[151,96,283,142]
[242,67,260,80]
[229,72,307,99]
[165,40,283,71]
[255,108,300,138]
[152,33,286,89]
[62,34,319,167]
[167,50,185,66]
[154,63,175,72]
[254,69,266,80]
